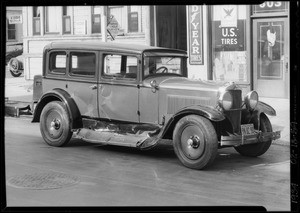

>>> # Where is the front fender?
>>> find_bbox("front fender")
[256,101,276,116]
[241,101,276,130]
[160,105,225,139]
[32,88,82,129]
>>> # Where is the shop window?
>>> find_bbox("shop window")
[210,5,248,83]
[92,6,101,34]
[7,19,16,40]
[63,6,71,34]
[45,6,60,34]
[33,6,41,35]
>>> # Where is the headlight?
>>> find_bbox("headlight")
[218,91,233,110]
[244,91,259,110]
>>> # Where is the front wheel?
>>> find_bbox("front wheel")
[173,115,218,170]
[235,113,272,157]
[40,101,72,147]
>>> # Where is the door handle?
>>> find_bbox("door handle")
[285,62,288,73]
[89,84,98,90]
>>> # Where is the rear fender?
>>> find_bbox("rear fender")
[32,88,83,129]
[160,105,225,139]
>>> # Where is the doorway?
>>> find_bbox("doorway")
[253,18,289,98]
[155,6,187,51]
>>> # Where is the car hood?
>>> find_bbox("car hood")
[158,76,226,92]
[143,76,239,118]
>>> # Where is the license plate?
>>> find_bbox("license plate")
[241,124,255,135]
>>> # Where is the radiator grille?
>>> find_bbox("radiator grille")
[224,90,242,133]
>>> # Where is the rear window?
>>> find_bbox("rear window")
[49,51,67,74]
[70,52,96,77]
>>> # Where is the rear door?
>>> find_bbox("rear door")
[66,50,99,117]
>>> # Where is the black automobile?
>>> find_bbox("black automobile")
[6,42,24,77]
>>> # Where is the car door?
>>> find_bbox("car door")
[98,53,139,122]
[66,50,99,118]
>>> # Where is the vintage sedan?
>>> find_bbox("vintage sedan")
[32,42,280,169]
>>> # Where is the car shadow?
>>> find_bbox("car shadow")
[66,138,288,171]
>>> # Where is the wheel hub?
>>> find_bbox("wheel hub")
[50,119,61,130]
[187,135,201,148]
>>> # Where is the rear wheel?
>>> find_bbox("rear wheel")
[40,101,72,147]
[235,113,272,157]
[8,58,22,77]
[173,115,218,170]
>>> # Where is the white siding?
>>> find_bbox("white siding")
[73,6,91,35]
[28,57,42,79]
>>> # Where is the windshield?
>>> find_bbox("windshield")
[143,56,184,79]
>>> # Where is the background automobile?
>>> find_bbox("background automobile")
[6,42,24,77]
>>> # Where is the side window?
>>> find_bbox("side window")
[49,51,67,74]
[70,52,96,77]
[103,54,137,80]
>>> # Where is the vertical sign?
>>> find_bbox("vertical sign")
[188,5,203,65]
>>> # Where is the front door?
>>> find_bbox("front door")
[253,18,289,98]
[98,53,139,123]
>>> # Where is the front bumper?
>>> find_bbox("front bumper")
[220,130,281,146]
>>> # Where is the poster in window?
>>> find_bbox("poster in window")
[188,5,203,65]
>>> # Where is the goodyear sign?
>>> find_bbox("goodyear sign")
[188,5,203,65]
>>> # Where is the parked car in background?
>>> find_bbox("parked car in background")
[31,42,281,170]
[6,42,24,77]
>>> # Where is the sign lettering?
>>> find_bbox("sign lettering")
[188,5,203,65]
[8,15,22,24]
[253,1,287,14]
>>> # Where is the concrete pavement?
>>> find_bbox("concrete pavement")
[4,74,290,146]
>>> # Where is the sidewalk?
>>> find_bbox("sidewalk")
[4,76,290,146]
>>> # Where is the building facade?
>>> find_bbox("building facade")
[21,2,289,99]
[6,7,23,51]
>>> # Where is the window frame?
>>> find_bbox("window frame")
[68,51,98,79]
[33,6,41,35]
[92,6,101,34]
[101,52,139,83]
[128,11,139,33]
[47,50,68,76]
[6,19,16,41]
[62,6,71,34]
[44,6,60,34]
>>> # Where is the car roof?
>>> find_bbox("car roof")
[45,41,187,55]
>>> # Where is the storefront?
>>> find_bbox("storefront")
[21,3,289,99]
[185,2,289,98]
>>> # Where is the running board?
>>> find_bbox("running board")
[74,128,159,149]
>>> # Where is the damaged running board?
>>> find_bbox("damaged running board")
[74,128,160,150]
